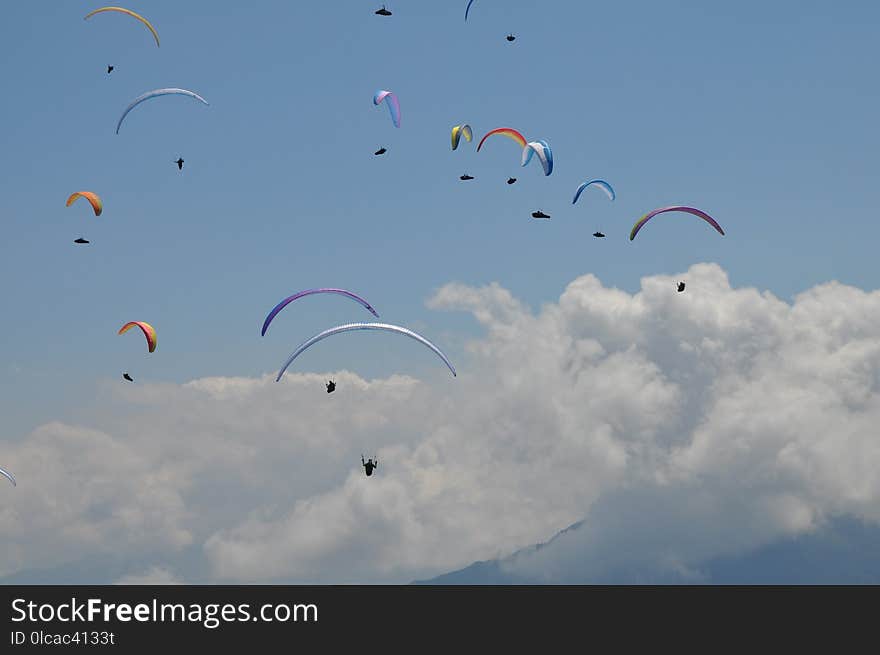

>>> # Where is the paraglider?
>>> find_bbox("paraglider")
[74,237,90,244]
[451,124,473,151]
[677,282,686,293]
[374,147,387,156]
[84,6,160,48]
[275,322,457,382]
[175,157,184,170]
[326,380,336,393]
[118,321,157,353]
[574,181,614,239]
[573,180,616,205]
[629,206,724,241]
[116,88,209,134]
[477,127,527,152]
[0,466,15,487]
[123,372,134,382]
[506,34,516,42]
[521,140,553,176]
[66,191,103,217]
[532,210,551,219]
[460,174,474,181]
[362,455,378,477]
[507,177,517,185]
[373,90,401,128]
[107,65,114,74]
[261,289,380,337]
[375,5,392,16]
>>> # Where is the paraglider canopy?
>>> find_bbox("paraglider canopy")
[276,322,456,382]
[116,88,209,134]
[373,90,401,128]
[477,127,527,152]
[261,288,380,337]
[84,6,160,48]
[573,180,616,204]
[451,124,473,151]
[465,0,476,21]
[630,206,724,241]
[522,140,553,176]
[118,321,157,353]
[66,191,103,216]
[0,466,16,487]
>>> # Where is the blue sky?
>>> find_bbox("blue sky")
[3,1,880,435]
[2,2,880,583]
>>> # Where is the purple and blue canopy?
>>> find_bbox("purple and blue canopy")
[262,288,379,336]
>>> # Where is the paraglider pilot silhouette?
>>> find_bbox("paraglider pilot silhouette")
[362,455,379,477]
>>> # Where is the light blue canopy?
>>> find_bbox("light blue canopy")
[276,322,457,381]
[116,88,209,134]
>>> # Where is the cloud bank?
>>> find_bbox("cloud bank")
[2,263,879,583]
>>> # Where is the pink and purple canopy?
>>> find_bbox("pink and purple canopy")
[630,206,724,241]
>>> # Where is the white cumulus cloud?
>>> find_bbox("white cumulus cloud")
[2,263,879,583]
